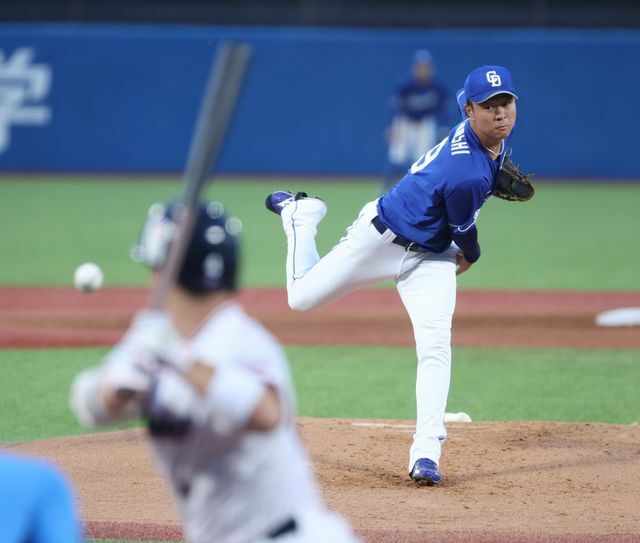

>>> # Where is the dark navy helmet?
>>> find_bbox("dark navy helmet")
[131,200,242,294]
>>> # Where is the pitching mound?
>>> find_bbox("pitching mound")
[9,418,640,542]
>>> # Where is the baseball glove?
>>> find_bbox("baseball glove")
[494,156,535,202]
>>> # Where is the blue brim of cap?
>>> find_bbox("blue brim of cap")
[470,90,518,104]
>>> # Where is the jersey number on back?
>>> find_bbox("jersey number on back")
[410,137,447,174]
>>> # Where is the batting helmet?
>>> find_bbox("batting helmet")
[131,200,242,293]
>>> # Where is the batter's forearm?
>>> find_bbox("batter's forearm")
[183,360,282,434]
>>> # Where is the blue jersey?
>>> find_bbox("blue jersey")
[0,453,83,543]
[378,120,511,262]
[393,77,448,122]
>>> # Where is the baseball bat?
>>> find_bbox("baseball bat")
[150,42,252,310]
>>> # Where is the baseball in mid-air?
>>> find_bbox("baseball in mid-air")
[73,262,104,292]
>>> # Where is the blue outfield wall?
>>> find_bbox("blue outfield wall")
[0,23,638,177]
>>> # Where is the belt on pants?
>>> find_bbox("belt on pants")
[268,518,297,539]
[371,215,430,253]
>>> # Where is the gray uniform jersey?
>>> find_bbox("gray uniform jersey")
[149,302,321,543]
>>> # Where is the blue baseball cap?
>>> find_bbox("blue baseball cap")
[455,88,467,118]
[413,49,433,64]
[463,65,517,104]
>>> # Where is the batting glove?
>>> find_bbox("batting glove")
[122,310,189,369]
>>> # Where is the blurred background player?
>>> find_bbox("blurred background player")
[0,452,84,543]
[69,200,360,543]
[384,49,449,191]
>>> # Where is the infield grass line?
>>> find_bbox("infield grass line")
[1,345,638,443]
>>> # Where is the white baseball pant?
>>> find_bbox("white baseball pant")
[279,198,458,471]
[388,116,438,166]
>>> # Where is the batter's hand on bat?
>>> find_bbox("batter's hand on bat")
[456,252,472,275]
[122,310,186,365]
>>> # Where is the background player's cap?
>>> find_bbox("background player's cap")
[413,49,433,65]
[464,65,517,104]
[456,88,467,118]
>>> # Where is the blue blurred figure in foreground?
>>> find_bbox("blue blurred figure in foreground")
[0,452,84,543]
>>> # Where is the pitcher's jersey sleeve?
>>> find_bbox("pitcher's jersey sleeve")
[445,177,488,263]
[445,177,488,234]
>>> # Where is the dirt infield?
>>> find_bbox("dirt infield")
[1,286,640,349]
[2,286,640,542]
[10,419,640,542]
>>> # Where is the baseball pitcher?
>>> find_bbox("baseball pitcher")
[70,201,361,543]
[266,65,533,486]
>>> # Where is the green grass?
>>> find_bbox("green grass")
[0,347,139,444]
[467,182,640,290]
[0,176,374,288]
[289,345,640,423]
[2,345,638,443]
[1,176,639,289]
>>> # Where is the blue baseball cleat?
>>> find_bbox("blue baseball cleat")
[410,458,442,485]
[265,191,309,215]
